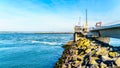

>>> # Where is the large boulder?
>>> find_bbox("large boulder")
[108,52,119,58]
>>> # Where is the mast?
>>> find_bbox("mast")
[85,9,88,27]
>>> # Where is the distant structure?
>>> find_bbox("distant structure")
[74,10,89,42]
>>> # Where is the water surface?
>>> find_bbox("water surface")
[110,38,120,46]
[0,33,119,68]
[0,33,73,68]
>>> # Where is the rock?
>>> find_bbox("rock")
[65,40,74,46]
[61,64,67,68]
[116,57,120,66]
[56,37,120,68]
[68,63,71,68]
[102,56,111,60]
[63,40,74,48]
[108,52,119,58]
[91,57,98,65]
[101,62,107,68]
[96,47,108,56]
[75,50,78,55]
[85,48,91,53]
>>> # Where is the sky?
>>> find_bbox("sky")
[0,0,120,32]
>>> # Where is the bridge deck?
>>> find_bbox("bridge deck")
[91,24,120,31]
[89,24,120,39]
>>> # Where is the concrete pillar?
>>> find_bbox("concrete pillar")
[74,33,78,42]
[74,32,83,42]
[95,37,110,44]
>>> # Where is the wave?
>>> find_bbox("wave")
[31,40,63,45]
[0,40,63,46]
[0,46,36,52]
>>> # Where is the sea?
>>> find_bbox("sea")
[0,33,119,68]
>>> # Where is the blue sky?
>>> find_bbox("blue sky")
[0,0,120,32]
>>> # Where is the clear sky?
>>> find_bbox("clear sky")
[0,0,120,32]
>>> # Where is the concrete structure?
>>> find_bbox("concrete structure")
[90,24,120,38]
[74,25,89,42]
[74,24,120,44]
[88,24,120,44]
[73,10,120,43]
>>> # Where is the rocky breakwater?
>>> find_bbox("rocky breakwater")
[55,37,120,68]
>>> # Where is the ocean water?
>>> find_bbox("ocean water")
[0,33,73,68]
[0,33,120,68]
[110,38,120,46]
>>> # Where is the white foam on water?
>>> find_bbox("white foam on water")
[31,40,62,45]
[31,40,39,43]
[0,40,14,44]
[0,46,35,52]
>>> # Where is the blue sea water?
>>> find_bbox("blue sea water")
[110,38,120,46]
[0,33,120,68]
[0,33,73,68]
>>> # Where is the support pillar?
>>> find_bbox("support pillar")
[74,32,83,42]
[74,32,78,42]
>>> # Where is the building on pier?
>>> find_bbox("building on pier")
[74,22,89,42]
